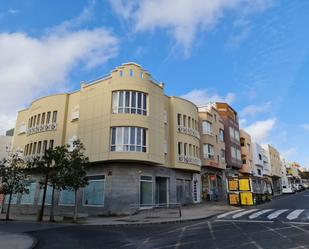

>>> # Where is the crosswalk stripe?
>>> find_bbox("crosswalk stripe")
[249,209,274,219]
[267,209,289,220]
[232,209,259,219]
[286,209,305,220]
[217,209,244,219]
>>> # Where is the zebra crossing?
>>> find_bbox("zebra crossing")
[216,208,309,222]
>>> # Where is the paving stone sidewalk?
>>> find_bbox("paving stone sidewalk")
[0,231,35,249]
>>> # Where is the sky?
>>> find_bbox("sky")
[0,0,309,167]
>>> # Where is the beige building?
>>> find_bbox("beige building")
[0,135,12,160]
[239,130,253,175]
[198,104,226,201]
[264,144,282,195]
[9,62,202,215]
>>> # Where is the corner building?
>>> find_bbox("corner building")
[11,63,201,215]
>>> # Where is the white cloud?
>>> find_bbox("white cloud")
[0,5,118,134]
[240,101,272,117]
[281,148,297,160]
[180,89,235,106]
[244,118,276,143]
[301,124,309,131]
[110,0,272,56]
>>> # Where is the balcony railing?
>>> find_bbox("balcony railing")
[23,154,44,162]
[26,123,57,136]
[177,125,200,139]
[177,155,202,166]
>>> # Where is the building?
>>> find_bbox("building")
[263,144,282,195]
[280,158,290,188]
[252,143,270,177]
[198,104,226,202]
[0,135,12,160]
[215,103,242,176]
[239,129,253,176]
[286,162,301,186]
[8,62,202,216]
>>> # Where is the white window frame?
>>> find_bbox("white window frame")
[112,91,147,116]
[202,121,213,135]
[203,144,214,159]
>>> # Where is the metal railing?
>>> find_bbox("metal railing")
[178,155,202,166]
[177,125,200,139]
[26,123,57,136]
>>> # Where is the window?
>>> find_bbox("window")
[231,146,237,159]
[129,69,134,77]
[42,140,48,154]
[183,115,187,127]
[49,140,54,149]
[4,194,18,204]
[177,114,182,126]
[140,176,153,206]
[41,113,46,124]
[236,149,241,161]
[112,91,147,115]
[119,70,123,77]
[59,189,75,205]
[52,111,57,123]
[188,117,191,128]
[83,176,105,206]
[178,142,182,155]
[214,114,217,122]
[235,130,240,142]
[33,115,37,127]
[203,144,214,159]
[202,121,213,135]
[37,141,42,155]
[37,114,41,125]
[259,154,262,160]
[221,149,226,161]
[33,142,37,155]
[229,127,235,140]
[20,182,36,205]
[111,127,147,152]
[29,143,32,155]
[46,112,51,124]
[184,143,187,156]
[140,72,143,79]
[38,185,52,205]
[219,129,224,141]
[257,169,262,176]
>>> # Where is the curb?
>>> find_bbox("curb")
[80,211,232,227]
[27,234,38,249]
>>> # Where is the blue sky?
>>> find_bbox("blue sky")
[0,0,309,167]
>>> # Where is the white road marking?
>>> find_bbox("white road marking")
[232,209,259,219]
[267,209,289,220]
[217,209,243,219]
[286,209,305,220]
[249,209,274,219]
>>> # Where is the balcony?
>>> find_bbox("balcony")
[177,125,200,139]
[23,154,44,162]
[26,123,57,136]
[177,155,202,166]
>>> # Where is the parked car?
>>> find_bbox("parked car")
[282,185,296,194]
[299,184,306,191]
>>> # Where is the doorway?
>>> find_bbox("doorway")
[155,177,168,205]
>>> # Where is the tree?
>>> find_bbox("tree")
[48,146,69,222]
[29,148,54,222]
[62,140,89,222]
[0,152,29,221]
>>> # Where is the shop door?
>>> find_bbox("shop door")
[155,177,168,205]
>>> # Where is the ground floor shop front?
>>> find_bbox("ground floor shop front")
[201,167,227,202]
[1,163,201,216]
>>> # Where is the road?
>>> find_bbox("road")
[1,190,309,249]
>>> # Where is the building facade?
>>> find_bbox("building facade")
[0,135,12,160]
[252,143,270,177]
[198,104,226,202]
[215,103,242,176]
[264,145,282,195]
[239,129,253,176]
[8,63,202,215]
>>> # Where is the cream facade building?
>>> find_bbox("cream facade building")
[239,130,253,176]
[9,63,202,215]
[0,135,12,160]
[263,144,283,195]
[198,104,226,201]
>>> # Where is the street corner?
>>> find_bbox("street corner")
[0,231,37,249]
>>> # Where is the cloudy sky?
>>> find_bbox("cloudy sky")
[1,0,309,166]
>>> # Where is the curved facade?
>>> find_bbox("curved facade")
[10,62,201,215]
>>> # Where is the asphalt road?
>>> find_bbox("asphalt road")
[1,190,309,249]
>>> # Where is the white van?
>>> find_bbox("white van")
[282,185,296,194]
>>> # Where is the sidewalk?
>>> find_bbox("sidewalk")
[0,231,35,249]
[82,202,239,226]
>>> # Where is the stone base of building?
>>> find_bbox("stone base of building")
[1,163,200,216]
[201,167,227,202]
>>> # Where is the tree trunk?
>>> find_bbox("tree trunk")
[49,184,55,222]
[37,173,49,222]
[73,190,78,223]
[5,192,12,221]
